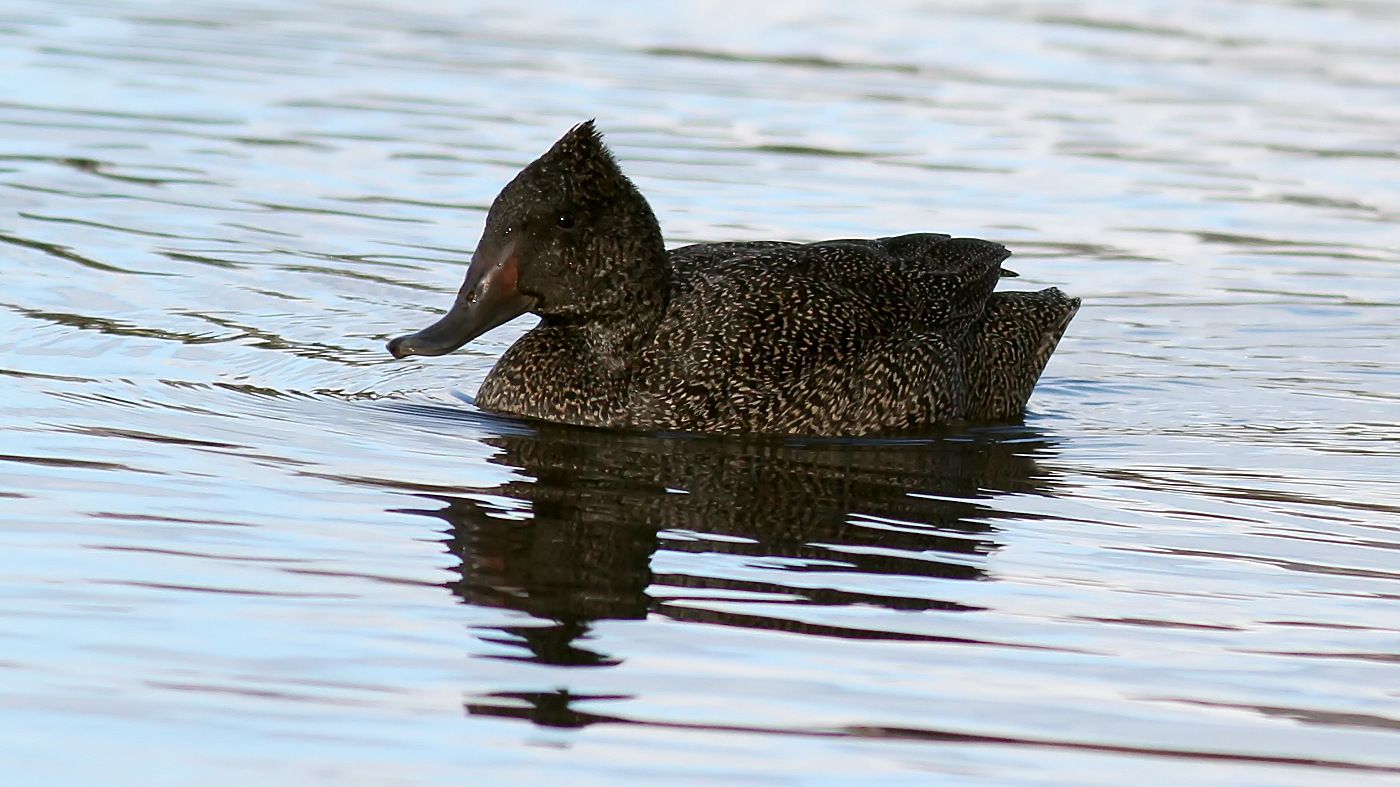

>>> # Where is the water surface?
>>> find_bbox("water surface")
[2,1,1398,784]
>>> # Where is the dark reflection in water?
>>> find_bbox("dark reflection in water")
[469,689,632,730]
[393,407,1060,679]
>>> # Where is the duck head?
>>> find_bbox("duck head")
[388,121,666,360]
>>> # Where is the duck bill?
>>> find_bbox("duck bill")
[387,239,533,359]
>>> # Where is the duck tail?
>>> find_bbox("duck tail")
[961,288,1080,422]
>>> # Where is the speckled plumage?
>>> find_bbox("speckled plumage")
[390,122,1079,436]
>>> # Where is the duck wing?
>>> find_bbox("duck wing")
[667,240,799,291]
[666,233,1012,334]
[876,234,1079,419]
[880,234,1013,336]
[649,234,1007,390]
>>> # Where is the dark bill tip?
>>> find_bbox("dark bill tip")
[386,335,415,359]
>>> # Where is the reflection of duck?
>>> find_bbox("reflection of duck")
[392,411,1061,665]
[388,122,1079,436]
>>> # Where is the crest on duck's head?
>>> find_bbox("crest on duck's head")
[508,120,637,207]
[558,119,606,153]
[532,120,622,177]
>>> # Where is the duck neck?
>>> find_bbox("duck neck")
[478,250,670,427]
[548,280,668,371]
[558,312,656,372]
[546,242,671,364]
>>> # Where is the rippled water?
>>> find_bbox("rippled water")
[2,0,1398,783]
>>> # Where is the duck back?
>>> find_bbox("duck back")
[619,233,1077,435]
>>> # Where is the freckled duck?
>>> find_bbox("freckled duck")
[387,121,1079,436]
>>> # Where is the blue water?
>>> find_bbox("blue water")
[1,1,1398,784]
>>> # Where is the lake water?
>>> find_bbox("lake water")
[2,1,1398,784]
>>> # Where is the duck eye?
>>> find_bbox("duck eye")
[556,212,576,230]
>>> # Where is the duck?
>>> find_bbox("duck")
[387,121,1079,436]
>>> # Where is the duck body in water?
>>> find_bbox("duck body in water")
[388,122,1079,436]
